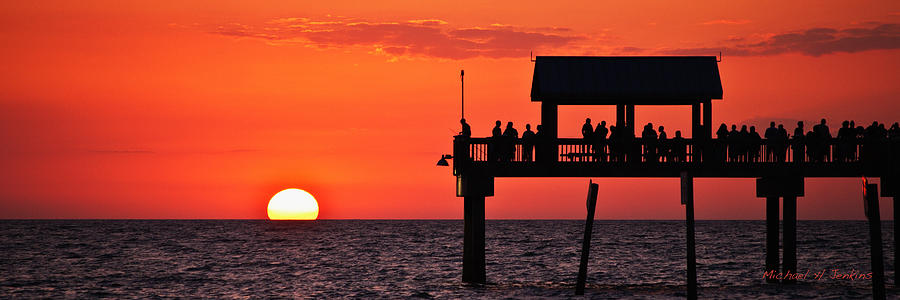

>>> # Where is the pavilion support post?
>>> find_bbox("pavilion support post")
[691,103,701,163]
[616,104,625,130]
[765,196,780,283]
[702,99,712,140]
[625,104,635,136]
[782,196,797,284]
[864,183,885,299]
[541,102,558,163]
[681,171,698,299]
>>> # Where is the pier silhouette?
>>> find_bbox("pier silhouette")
[442,56,899,298]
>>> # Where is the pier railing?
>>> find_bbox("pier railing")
[454,136,898,166]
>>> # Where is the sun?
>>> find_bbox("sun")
[267,188,319,220]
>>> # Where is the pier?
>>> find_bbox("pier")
[443,56,899,297]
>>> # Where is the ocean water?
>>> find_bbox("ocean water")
[0,220,896,299]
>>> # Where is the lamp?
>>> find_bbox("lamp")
[436,154,452,166]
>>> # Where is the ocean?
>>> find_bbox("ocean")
[0,220,896,298]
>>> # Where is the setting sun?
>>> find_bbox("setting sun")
[267,189,319,220]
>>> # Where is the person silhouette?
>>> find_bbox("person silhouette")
[737,125,749,162]
[717,123,730,139]
[890,122,900,139]
[582,118,594,161]
[728,124,739,162]
[642,123,658,162]
[855,124,865,161]
[837,120,852,162]
[489,120,502,162]
[849,120,859,161]
[879,123,889,163]
[460,118,471,138]
[503,122,518,162]
[806,130,818,162]
[608,125,619,162]
[535,124,544,162]
[672,130,686,162]
[813,118,831,162]
[594,121,608,162]
[793,121,805,163]
[776,124,789,162]
[716,123,729,162]
[658,126,668,162]
[522,124,535,162]
[764,122,777,162]
[891,122,900,166]
[749,126,761,162]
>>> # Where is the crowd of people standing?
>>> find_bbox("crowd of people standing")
[458,118,900,164]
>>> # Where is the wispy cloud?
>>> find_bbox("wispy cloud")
[639,23,900,57]
[87,148,260,155]
[211,16,584,60]
[89,149,155,154]
[207,17,900,59]
[702,19,751,25]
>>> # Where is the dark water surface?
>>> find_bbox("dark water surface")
[0,220,896,298]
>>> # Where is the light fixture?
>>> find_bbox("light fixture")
[436,154,453,166]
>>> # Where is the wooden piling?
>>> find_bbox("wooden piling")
[575,181,600,295]
[463,195,486,284]
[765,196,780,283]
[782,196,797,284]
[864,183,885,299]
[895,196,898,288]
[681,171,698,299]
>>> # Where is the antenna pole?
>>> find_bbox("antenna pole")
[460,69,465,119]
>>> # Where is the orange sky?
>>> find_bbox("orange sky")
[1,1,899,219]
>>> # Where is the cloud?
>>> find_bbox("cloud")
[702,19,751,25]
[210,17,900,59]
[89,149,155,154]
[211,16,583,60]
[653,23,900,57]
[87,149,260,155]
